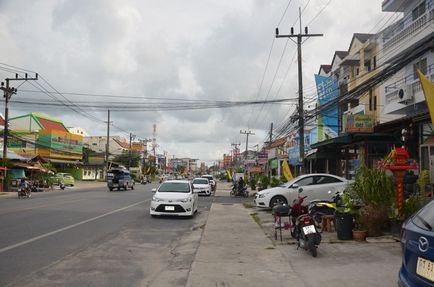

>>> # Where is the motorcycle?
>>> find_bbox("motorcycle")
[289,188,321,257]
[18,186,31,199]
[308,191,342,231]
[230,184,249,197]
[60,181,65,190]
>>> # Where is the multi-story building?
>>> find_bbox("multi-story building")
[308,0,433,179]
[8,113,83,163]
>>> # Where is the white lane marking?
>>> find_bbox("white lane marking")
[0,199,150,254]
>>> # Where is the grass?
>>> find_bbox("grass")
[243,202,255,209]
[250,212,261,226]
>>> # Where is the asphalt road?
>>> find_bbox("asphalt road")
[0,183,215,287]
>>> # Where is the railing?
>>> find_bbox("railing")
[384,64,434,105]
[383,1,433,50]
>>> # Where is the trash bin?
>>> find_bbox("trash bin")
[335,212,353,240]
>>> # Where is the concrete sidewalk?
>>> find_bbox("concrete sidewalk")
[186,182,305,287]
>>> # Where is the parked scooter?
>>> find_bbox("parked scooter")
[230,184,249,197]
[59,181,65,190]
[308,191,342,231]
[289,188,321,257]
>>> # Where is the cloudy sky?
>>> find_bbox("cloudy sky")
[0,0,396,164]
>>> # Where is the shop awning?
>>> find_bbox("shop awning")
[311,132,401,149]
[49,159,83,165]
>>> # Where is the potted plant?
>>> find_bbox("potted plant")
[351,165,394,237]
[352,210,367,241]
[258,174,269,191]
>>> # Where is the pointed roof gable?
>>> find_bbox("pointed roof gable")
[318,64,331,75]
[269,137,287,148]
[348,33,374,51]
[33,113,68,132]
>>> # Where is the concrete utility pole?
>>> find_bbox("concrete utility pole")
[268,122,273,178]
[128,132,136,170]
[1,73,38,192]
[105,109,111,177]
[276,8,323,174]
[240,130,255,160]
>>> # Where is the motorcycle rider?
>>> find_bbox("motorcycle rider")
[237,177,245,196]
[19,178,30,197]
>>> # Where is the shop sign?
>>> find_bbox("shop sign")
[345,114,374,133]
[248,166,262,173]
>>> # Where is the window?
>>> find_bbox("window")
[373,56,377,69]
[374,95,377,111]
[369,89,373,111]
[92,143,97,146]
[295,176,314,186]
[314,176,342,184]
[414,58,427,79]
[412,1,426,21]
[413,200,434,230]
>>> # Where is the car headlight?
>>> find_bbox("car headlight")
[258,193,268,198]
[152,196,163,202]
[180,197,193,203]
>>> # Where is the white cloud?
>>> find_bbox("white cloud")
[0,0,391,162]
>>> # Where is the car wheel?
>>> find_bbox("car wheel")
[270,196,287,207]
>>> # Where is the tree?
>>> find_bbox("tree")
[113,151,141,168]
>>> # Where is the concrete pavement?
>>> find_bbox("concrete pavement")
[186,182,402,287]
[186,183,305,287]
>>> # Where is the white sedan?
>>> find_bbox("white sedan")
[150,180,198,217]
[254,173,350,209]
[192,178,212,196]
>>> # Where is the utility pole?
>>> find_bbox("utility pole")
[276,8,323,174]
[105,109,111,177]
[268,122,273,178]
[128,132,136,170]
[1,73,38,192]
[240,130,254,160]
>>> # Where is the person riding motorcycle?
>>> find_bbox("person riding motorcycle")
[19,178,31,198]
[237,177,245,195]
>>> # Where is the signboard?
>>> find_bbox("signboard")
[315,74,339,141]
[248,166,262,173]
[223,155,232,167]
[345,114,374,133]
[37,129,83,160]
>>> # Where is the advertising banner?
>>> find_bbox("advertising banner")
[315,74,339,141]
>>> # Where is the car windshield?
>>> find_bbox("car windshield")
[158,182,190,193]
[193,179,208,185]
[413,200,434,230]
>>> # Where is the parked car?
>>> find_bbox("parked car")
[201,174,216,191]
[55,173,75,186]
[399,200,434,287]
[150,180,198,217]
[192,178,211,196]
[254,173,350,208]
[107,169,134,191]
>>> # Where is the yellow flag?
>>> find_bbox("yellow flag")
[417,69,434,126]
[227,170,232,180]
[282,159,293,181]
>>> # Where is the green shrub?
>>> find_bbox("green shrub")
[270,177,281,187]
[351,166,394,207]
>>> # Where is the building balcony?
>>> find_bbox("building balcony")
[382,0,408,12]
[382,2,433,58]
[384,64,434,114]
